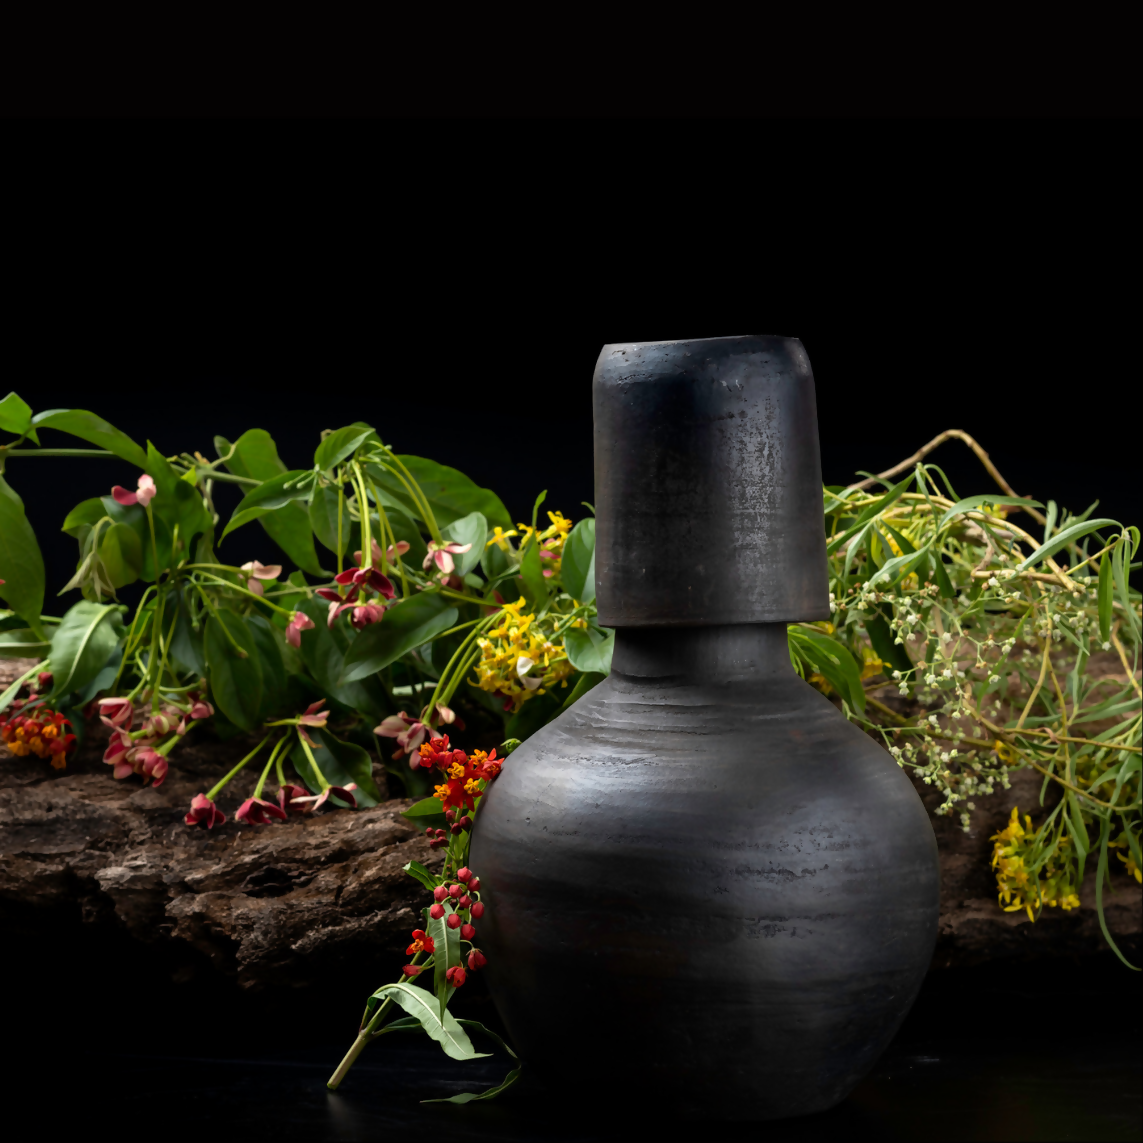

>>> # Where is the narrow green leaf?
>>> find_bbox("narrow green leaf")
[1111,534,1140,645]
[369,983,489,1061]
[47,601,122,698]
[30,408,147,468]
[403,860,439,892]
[370,456,512,531]
[864,609,913,677]
[224,470,313,526]
[1015,518,1119,572]
[561,518,596,602]
[204,610,264,731]
[403,796,445,818]
[788,627,866,714]
[867,542,932,589]
[519,542,549,605]
[0,476,46,638]
[0,629,52,658]
[937,494,1044,533]
[1097,549,1113,645]
[315,426,376,472]
[826,473,915,556]
[930,551,956,599]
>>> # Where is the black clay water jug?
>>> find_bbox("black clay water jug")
[470,335,939,1120]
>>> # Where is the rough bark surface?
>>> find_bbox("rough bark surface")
[0,700,1138,994]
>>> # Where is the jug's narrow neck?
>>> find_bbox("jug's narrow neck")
[611,624,793,684]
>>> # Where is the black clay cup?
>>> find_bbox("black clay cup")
[469,336,939,1120]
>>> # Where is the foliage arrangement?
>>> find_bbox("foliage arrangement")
[0,397,1139,1097]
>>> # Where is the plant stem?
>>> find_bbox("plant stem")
[206,734,272,800]
[1015,636,1053,731]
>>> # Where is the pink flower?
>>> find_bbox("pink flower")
[277,783,310,815]
[354,539,410,567]
[135,747,169,787]
[285,611,315,648]
[97,697,135,730]
[288,782,358,812]
[103,730,134,772]
[239,560,282,597]
[296,700,330,747]
[236,796,288,825]
[467,948,487,971]
[423,540,472,577]
[111,474,157,508]
[185,793,226,828]
[374,711,429,763]
[189,699,214,720]
[317,567,393,629]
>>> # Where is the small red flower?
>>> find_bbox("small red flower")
[467,949,487,971]
[185,793,226,829]
[448,883,463,899]
[236,796,288,825]
[470,901,485,918]
[469,877,481,892]
[456,867,472,882]
[460,923,476,941]
[97,697,135,730]
[403,964,425,977]
[429,903,445,920]
[374,711,430,762]
[433,886,448,902]
[446,913,461,930]
[406,929,436,956]
[457,895,471,909]
[445,965,467,988]
[111,473,157,507]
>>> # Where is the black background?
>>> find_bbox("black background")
[0,120,1140,1141]
[2,120,1138,604]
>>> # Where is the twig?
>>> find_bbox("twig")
[844,429,1047,526]
[1015,637,1053,731]
[1111,626,1142,699]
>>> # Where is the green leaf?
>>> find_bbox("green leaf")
[30,408,147,468]
[1098,549,1113,645]
[47,601,122,699]
[369,984,488,1061]
[370,456,512,531]
[561,518,596,602]
[0,392,39,443]
[864,609,914,677]
[440,512,487,578]
[315,425,376,473]
[0,629,52,658]
[403,795,445,818]
[1016,519,1120,572]
[788,627,866,714]
[826,473,916,556]
[247,613,288,722]
[145,443,211,551]
[97,522,143,589]
[61,498,107,540]
[0,476,46,638]
[309,483,347,555]
[563,628,615,675]
[931,551,956,599]
[290,726,383,806]
[519,542,549,605]
[423,1020,521,1104]
[1112,532,1140,645]
[867,542,932,589]
[403,860,439,892]
[937,495,1044,533]
[218,431,325,575]
[294,597,388,718]
[340,594,457,684]
[204,610,264,731]
[170,592,206,677]
[227,470,314,518]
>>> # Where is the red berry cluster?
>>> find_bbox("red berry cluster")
[406,865,487,985]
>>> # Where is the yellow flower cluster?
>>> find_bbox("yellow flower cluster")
[991,807,1080,921]
[471,597,575,712]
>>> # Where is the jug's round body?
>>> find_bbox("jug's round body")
[470,626,939,1120]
